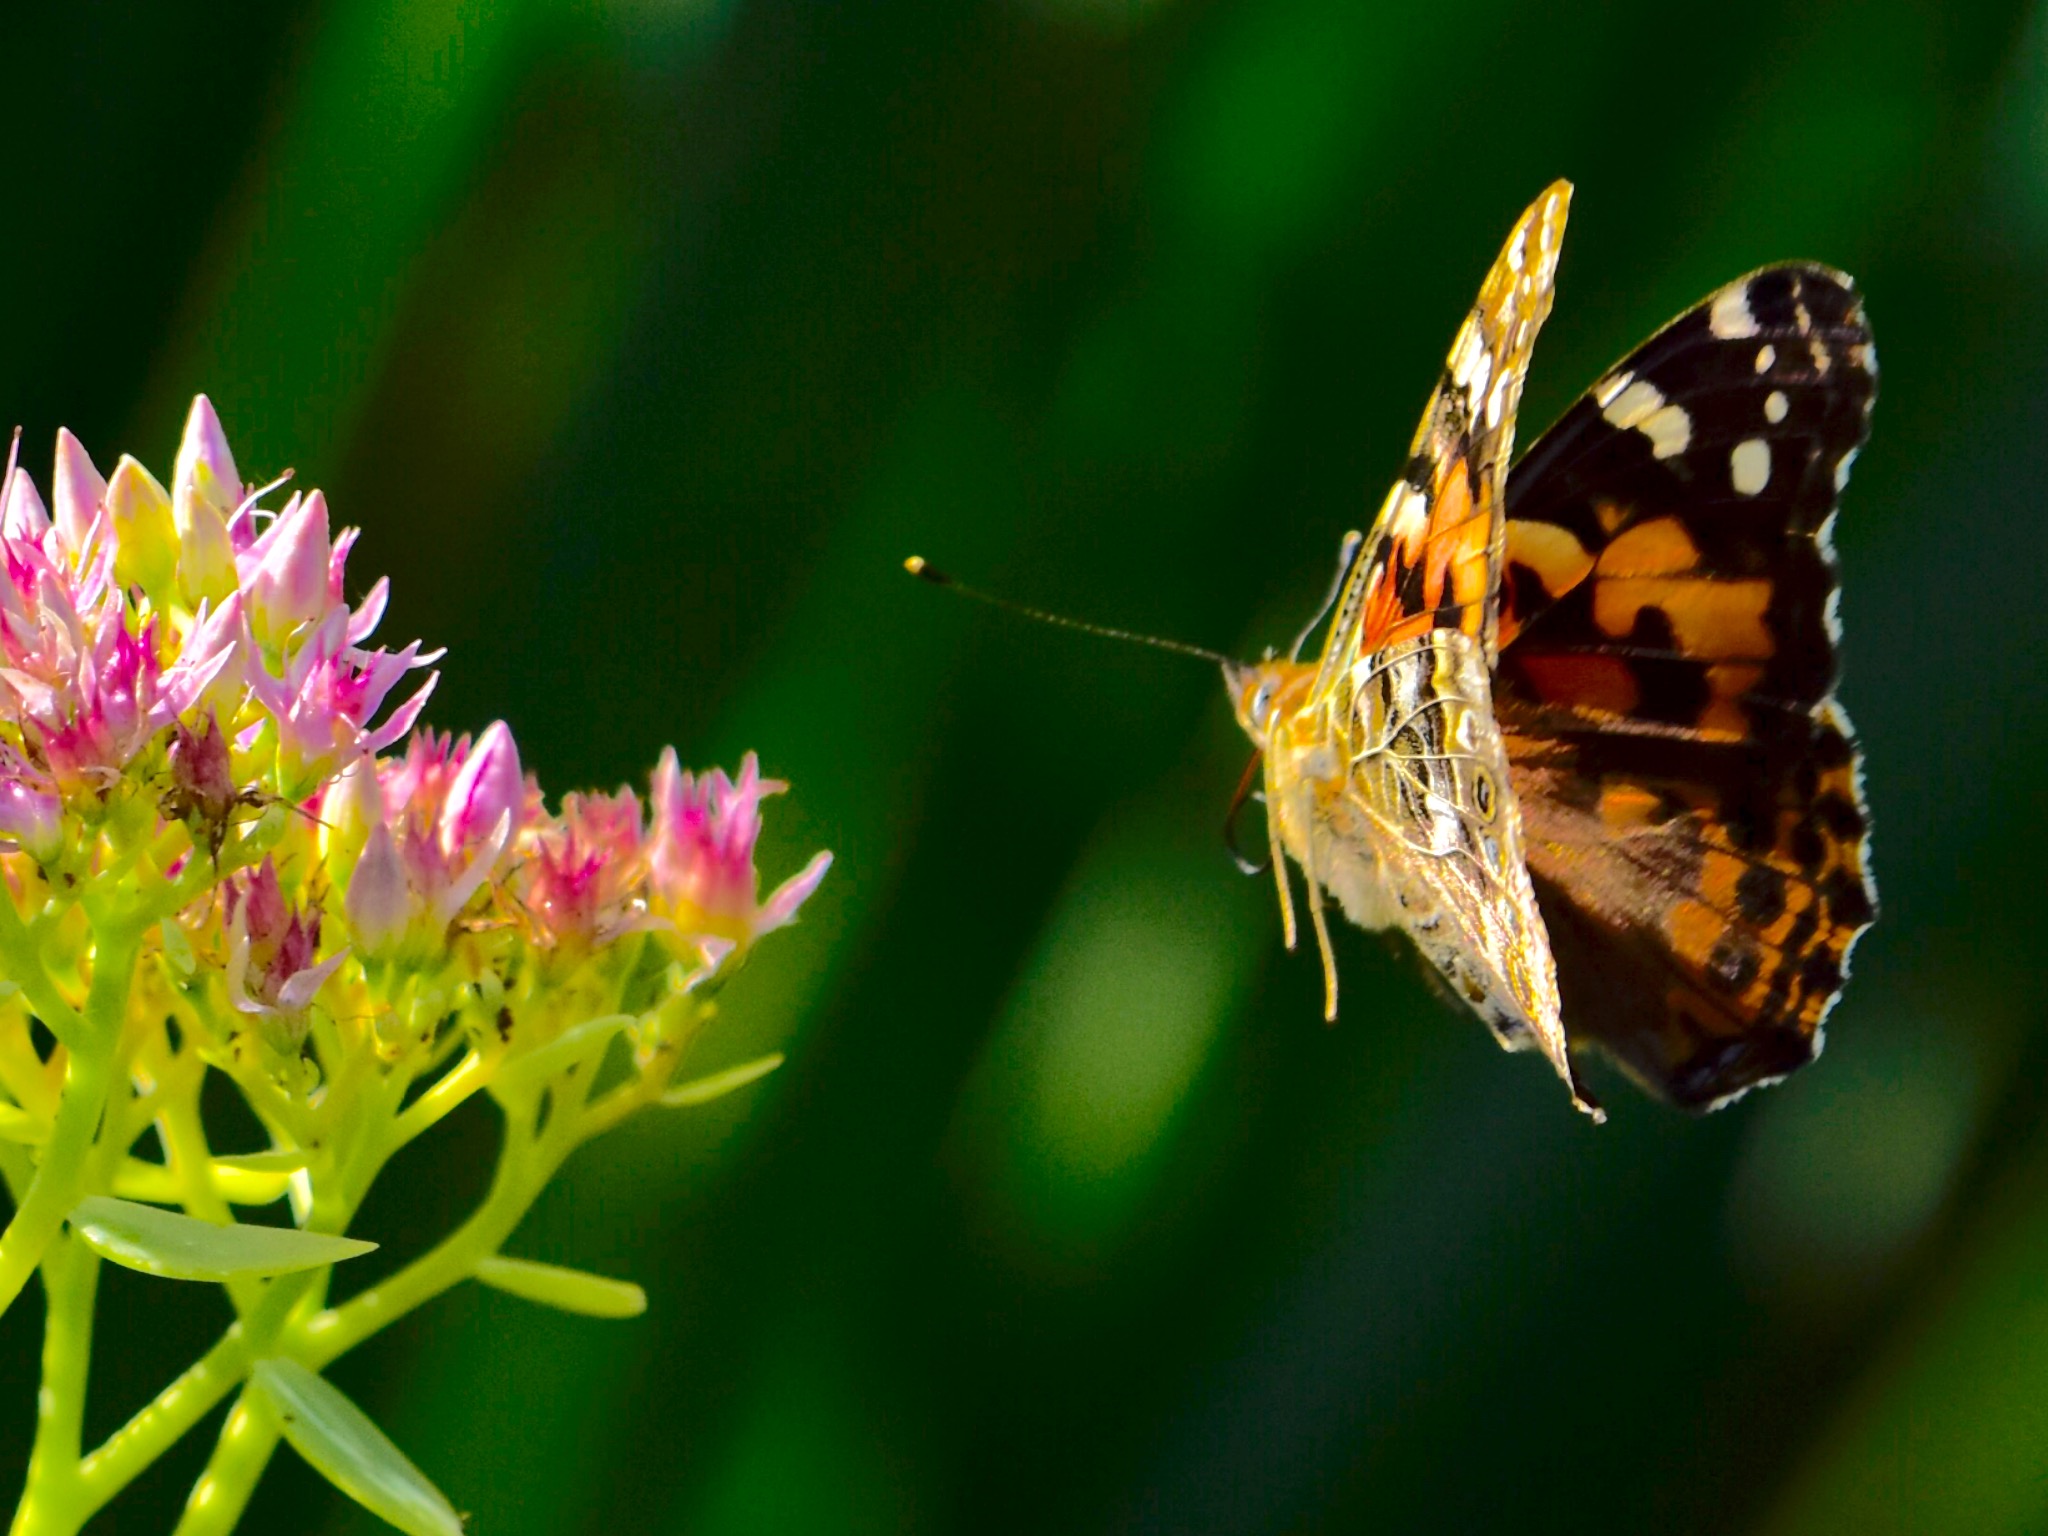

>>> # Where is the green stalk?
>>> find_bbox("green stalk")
[61,1020,642,1529]
[0,1048,111,1321]
[8,1234,102,1536]
[169,1097,565,1530]
[302,1112,556,1367]
[74,1331,251,1511]
[171,1397,275,1536]
[0,926,139,1320]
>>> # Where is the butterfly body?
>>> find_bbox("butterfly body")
[1233,181,1875,1117]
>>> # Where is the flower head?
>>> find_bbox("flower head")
[223,860,347,1030]
[0,395,831,1081]
[340,725,525,960]
[517,787,650,954]
[647,750,831,951]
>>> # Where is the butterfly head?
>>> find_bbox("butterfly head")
[1224,659,1315,752]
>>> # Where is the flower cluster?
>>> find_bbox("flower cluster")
[0,403,839,1536]
[0,399,833,1536]
[0,398,828,1069]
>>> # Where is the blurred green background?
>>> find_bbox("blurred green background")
[4,0,2047,1530]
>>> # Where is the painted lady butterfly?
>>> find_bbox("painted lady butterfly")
[1228,180,1877,1119]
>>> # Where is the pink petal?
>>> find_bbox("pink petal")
[173,396,241,521]
[50,430,106,562]
[3,468,49,540]
[361,671,438,754]
[276,949,351,1012]
[758,849,833,934]
[440,722,523,861]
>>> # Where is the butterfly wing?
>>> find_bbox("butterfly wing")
[1313,181,1571,694]
[1495,264,1878,1109]
[1298,181,1599,1112]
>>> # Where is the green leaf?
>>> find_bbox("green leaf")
[69,1196,375,1280]
[660,1052,785,1108]
[495,1012,633,1093]
[475,1255,647,1318]
[252,1359,462,1536]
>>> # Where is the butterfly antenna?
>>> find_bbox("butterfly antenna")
[1288,529,1363,662]
[904,556,1232,666]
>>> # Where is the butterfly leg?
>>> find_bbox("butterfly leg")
[1306,873,1340,1022]
[1266,775,1298,953]
[1290,808,1339,1021]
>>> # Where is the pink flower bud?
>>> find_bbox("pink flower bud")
[50,430,105,564]
[242,490,331,651]
[2,468,50,540]
[439,721,523,864]
[225,859,349,1026]
[0,778,62,864]
[343,822,413,959]
[172,396,241,523]
[319,758,386,878]
[227,859,290,944]
[166,716,236,831]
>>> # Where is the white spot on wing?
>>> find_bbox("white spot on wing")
[1467,346,1492,404]
[1755,343,1776,374]
[1834,447,1859,490]
[1602,377,1665,430]
[1600,377,1694,458]
[1593,370,1633,408]
[1449,324,1486,390]
[1381,480,1428,539]
[1765,390,1789,424]
[1643,403,1692,459]
[1710,284,1760,339]
[1730,438,1770,495]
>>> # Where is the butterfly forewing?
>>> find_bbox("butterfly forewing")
[1494,265,1878,1108]
[1281,181,1598,1112]
[1315,182,1571,694]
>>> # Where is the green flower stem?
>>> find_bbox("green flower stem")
[9,1234,102,1536]
[45,1013,651,1531]
[0,1046,112,1322]
[170,1396,275,1536]
[387,1049,490,1150]
[0,1142,35,1209]
[74,1331,249,1511]
[303,1108,558,1367]
[0,923,141,1321]
[169,1097,571,1531]
[71,1238,321,1518]
[0,898,86,1048]
[166,1210,358,1536]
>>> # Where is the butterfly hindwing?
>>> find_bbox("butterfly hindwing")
[1493,265,1877,1108]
